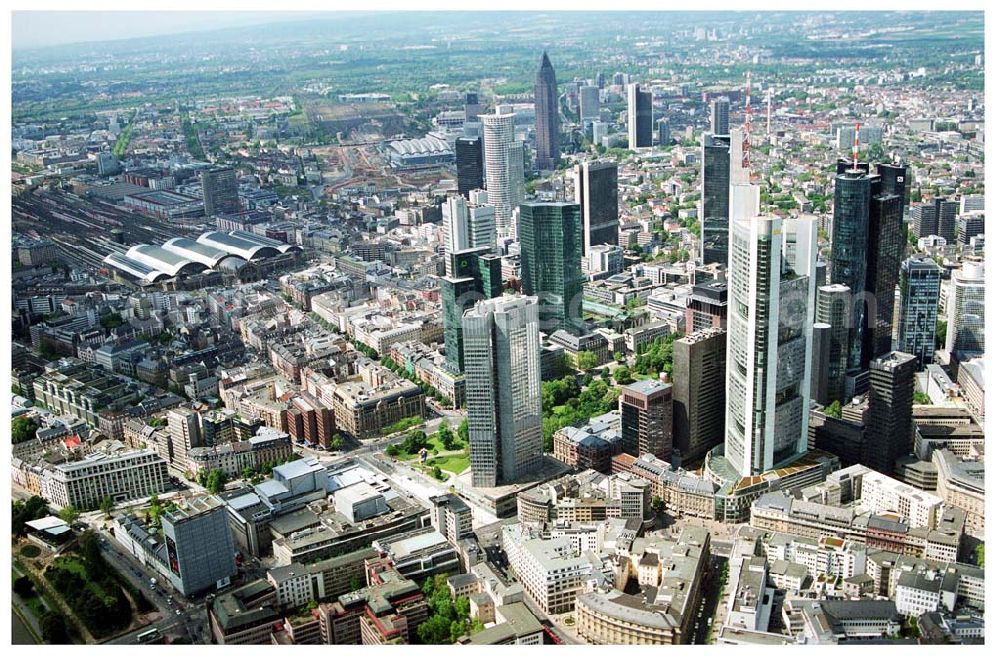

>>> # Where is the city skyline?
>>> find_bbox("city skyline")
[8,8,987,648]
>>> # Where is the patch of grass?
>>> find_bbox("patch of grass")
[19,545,42,559]
[426,455,469,474]
[382,415,423,436]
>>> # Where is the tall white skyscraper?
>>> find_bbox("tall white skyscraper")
[945,260,985,358]
[463,295,543,488]
[443,196,472,268]
[467,190,497,253]
[724,186,818,477]
[443,195,495,275]
[480,110,523,233]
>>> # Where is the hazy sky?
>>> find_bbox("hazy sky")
[11,11,323,50]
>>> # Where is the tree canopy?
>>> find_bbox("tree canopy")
[12,415,39,444]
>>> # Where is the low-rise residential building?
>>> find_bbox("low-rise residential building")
[577,527,709,645]
[187,427,293,478]
[329,371,424,440]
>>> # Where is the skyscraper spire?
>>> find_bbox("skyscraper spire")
[853,121,860,169]
[741,71,752,173]
[766,87,772,136]
[534,50,560,170]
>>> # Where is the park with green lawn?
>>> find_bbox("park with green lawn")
[386,422,470,481]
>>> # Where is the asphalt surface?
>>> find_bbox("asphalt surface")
[94,530,210,644]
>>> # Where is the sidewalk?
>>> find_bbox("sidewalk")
[12,590,44,643]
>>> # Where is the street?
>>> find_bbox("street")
[93,529,210,644]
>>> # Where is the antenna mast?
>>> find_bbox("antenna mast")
[853,122,860,169]
[766,88,772,136]
[741,72,752,173]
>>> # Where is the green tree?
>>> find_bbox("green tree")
[13,496,50,535]
[417,614,452,644]
[99,313,124,330]
[577,350,598,371]
[205,469,229,494]
[40,611,71,644]
[59,505,81,525]
[12,415,39,444]
[913,391,931,405]
[935,320,948,350]
[242,466,255,480]
[13,576,34,597]
[651,495,666,515]
[975,543,985,567]
[457,419,469,444]
[824,400,843,419]
[100,495,115,518]
[613,366,634,385]
[330,434,345,450]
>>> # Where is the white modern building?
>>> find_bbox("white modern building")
[723,182,818,477]
[945,260,985,358]
[442,194,496,276]
[894,570,951,617]
[480,110,523,232]
[857,468,943,529]
[41,449,170,510]
[501,525,594,615]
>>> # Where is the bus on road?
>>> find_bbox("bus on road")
[136,628,163,644]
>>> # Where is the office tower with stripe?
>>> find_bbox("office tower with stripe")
[464,295,543,488]
[579,86,600,122]
[673,328,727,467]
[896,256,941,366]
[441,244,503,373]
[829,159,908,398]
[201,166,240,216]
[518,201,584,334]
[627,83,653,149]
[455,136,484,198]
[710,97,731,135]
[724,196,817,477]
[700,132,732,265]
[480,110,522,232]
[864,352,917,474]
[620,380,673,462]
[573,160,619,255]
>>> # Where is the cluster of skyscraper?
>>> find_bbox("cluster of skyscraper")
[437,53,636,488]
[690,85,955,484]
[451,55,979,492]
